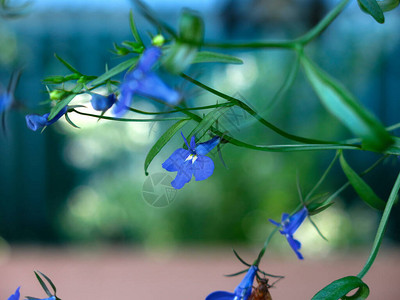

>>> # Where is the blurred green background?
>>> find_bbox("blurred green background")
[1,0,400,258]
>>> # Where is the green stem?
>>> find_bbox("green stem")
[182,73,356,146]
[295,0,350,45]
[128,102,234,115]
[72,109,190,122]
[358,169,400,278]
[254,227,280,266]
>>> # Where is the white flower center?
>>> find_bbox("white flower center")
[185,154,198,164]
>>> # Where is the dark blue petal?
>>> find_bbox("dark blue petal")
[195,136,220,155]
[286,235,304,260]
[234,265,257,298]
[8,287,20,300]
[25,114,48,131]
[281,213,290,223]
[162,148,191,172]
[283,207,308,235]
[113,85,134,117]
[136,46,161,73]
[46,106,67,126]
[190,135,196,150]
[181,131,190,149]
[171,161,193,189]
[135,72,180,105]
[193,155,214,181]
[0,92,12,113]
[205,291,235,300]
[268,218,281,227]
[91,93,116,111]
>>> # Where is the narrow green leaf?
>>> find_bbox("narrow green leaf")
[312,276,370,300]
[129,10,144,45]
[37,271,57,294]
[301,54,393,152]
[340,152,386,210]
[34,271,52,297]
[54,53,81,75]
[48,82,84,120]
[192,51,243,64]
[144,119,189,175]
[90,57,138,87]
[358,0,385,23]
[65,113,80,128]
[188,106,231,142]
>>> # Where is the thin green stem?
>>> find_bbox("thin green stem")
[295,0,350,45]
[128,102,233,115]
[182,73,359,146]
[72,109,190,122]
[254,227,280,266]
[358,169,400,278]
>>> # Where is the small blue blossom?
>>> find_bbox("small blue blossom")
[162,132,220,189]
[113,46,181,117]
[25,106,68,131]
[8,287,56,300]
[90,93,117,111]
[269,206,308,260]
[206,266,258,300]
[0,92,13,113]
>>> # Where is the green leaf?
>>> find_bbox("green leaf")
[129,10,144,45]
[312,276,370,300]
[188,106,231,142]
[37,271,57,294]
[34,271,52,297]
[54,53,82,75]
[90,57,139,87]
[340,152,386,210]
[65,112,80,128]
[48,82,84,120]
[301,54,393,152]
[144,119,190,175]
[192,51,243,64]
[357,0,385,23]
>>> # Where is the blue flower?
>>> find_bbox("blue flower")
[162,132,220,189]
[25,106,68,131]
[0,92,13,113]
[8,287,56,300]
[269,206,308,260]
[113,46,181,117]
[206,266,258,300]
[90,93,117,111]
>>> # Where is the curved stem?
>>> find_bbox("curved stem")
[128,102,234,115]
[182,73,358,146]
[358,169,400,278]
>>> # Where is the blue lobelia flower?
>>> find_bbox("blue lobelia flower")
[269,206,308,260]
[90,93,117,111]
[206,265,258,300]
[8,287,56,300]
[25,106,68,131]
[162,132,220,189]
[113,46,181,117]
[0,91,13,113]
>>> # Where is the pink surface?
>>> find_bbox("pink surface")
[1,246,399,299]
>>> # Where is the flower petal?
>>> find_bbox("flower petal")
[0,92,12,113]
[135,72,180,105]
[284,207,308,235]
[234,265,257,297]
[171,161,193,189]
[8,287,20,300]
[137,46,162,73]
[113,85,135,117]
[195,136,220,155]
[91,93,116,111]
[205,291,236,300]
[25,114,48,131]
[162,148,190,172]
[193,155,214,181]
[46,106,67,126]
[190,135,196,150]
[181,132,190,149]
[286,235,304,260]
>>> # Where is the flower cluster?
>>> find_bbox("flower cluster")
[162,132,220,189]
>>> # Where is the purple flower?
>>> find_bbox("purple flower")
[8,287,55,300]
[162,132,220,189]
[90,93,117,111]
[113,46,181,117]
[269,206,308,260]
[26,106,68,131]
[206,266,258,300]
